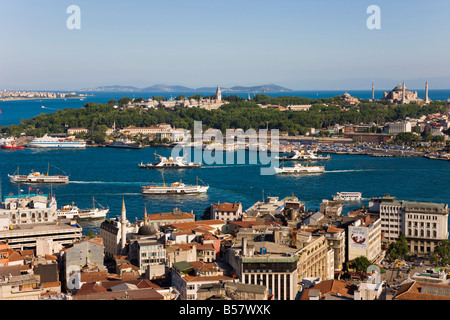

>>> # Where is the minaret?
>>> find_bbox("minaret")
[372,81,375,101]
[425,81,430,104]
[120,197,127,252]
[247,93,251,101]
[143,205,148,226]
[401,81,406,104]
[216,85,222,102]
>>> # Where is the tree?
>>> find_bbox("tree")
[118,97,132,107]
[386,232,409,261]
[350,256,372,274]
[431,240,450,265]
[86,231,95,239]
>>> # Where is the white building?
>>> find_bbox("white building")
[211,202,243,222]
[348,214,382,264]
[369,195,449,255]
[388,121,412,135]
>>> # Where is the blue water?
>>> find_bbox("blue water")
[1,89,450,126]
[0,146,449,235]
[1,91,450,235]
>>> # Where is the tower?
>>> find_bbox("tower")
[216,85,222,102]
[143,205,148,226]
[371,81,375,101]
[120,197,127,252]
[401,81,406,104]
[425,81,430,104]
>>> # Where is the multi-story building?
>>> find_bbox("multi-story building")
[320,200,343,216]
[295,231,335,283]
[211,202,243,222]
[0,194,82,252]
[388,121,412,135]
[171,260,233,300]
[369,195,449,255]
[225,239,299,300]
[347,213,382,264]
[145,208,195,230]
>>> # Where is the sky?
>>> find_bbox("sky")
[1,0,450,90]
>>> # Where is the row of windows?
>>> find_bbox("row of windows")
[407,214,438,221]
[408,229,438,238]
[408,221,437,228]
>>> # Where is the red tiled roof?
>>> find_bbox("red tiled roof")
[300,280,357,300]
[76,283,108,296]
[80,271,109,283]
[394,281,450,300]
[212,202,241,212]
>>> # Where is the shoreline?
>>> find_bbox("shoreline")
[0,96,85,102]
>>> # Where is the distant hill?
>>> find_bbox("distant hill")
[140,84,194,92]
[87,85,141,92]
[81,84,293,93]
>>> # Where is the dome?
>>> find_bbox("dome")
[393,84,405,91]
[138,224,157,236]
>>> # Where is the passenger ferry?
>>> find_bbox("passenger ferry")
[8,165,69,184]
[332,192,363,201]
[141,175,209,194]
[57,198,109,220]
[274,162,325,174]
[139,153,202,169]
[29,134,86,148]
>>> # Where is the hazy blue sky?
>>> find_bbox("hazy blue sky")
[1,0,450,90]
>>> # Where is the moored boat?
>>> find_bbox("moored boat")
[28,134,86,148]
[1,142,26,150]
[332,192,362,201]
[139,153,202,169]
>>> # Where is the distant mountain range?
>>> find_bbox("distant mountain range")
[81,84,293,93]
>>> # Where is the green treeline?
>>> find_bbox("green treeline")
[0,95,446,138]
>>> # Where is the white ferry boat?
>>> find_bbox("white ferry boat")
[141,175,209,194]
[57,198,109,220]
[332,192,362,201]
[274,162,325,174]
[139,153,202,169]
[29,134,86,148]
[8,165,69,184]
[276,149,331,161]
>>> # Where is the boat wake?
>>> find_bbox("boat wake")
[325,169,378,173]
[71,181,147,185]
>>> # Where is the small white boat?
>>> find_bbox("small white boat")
[57,197,109,220]
[332,192,362,201]
[275,161,325,174]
